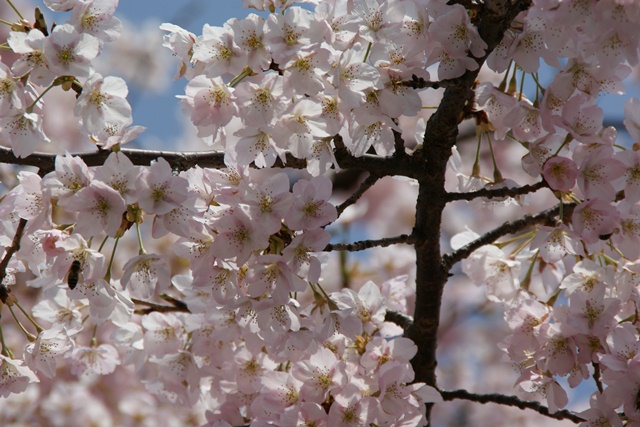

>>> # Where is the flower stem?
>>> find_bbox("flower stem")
[6,0,24,20]
[15,301,43,334]
[0,324,14,358]
[8,305,36,342]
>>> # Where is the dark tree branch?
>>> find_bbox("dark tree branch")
[324,234,416,252]
[440,389,584,423]
[385,310,413,330]
[402,75,457,90]
[442,203,567,270]
[0,142,423,179]
[445,180,548,202]
[407,0,534,422]
[132,298,191,315]
[0,218,27,291]
[336,173,380,217]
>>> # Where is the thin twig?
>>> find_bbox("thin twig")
[385,310,413,330]
[441,203,568,270]
[445,180,547,202]
[440,389,584,423]
[324,234,416,252]
[131,298,191,315]
[0,218,27,287]
[336,173,380,217]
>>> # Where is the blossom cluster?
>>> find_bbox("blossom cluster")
[162,0,492,174]
[3,0,640,425]
[0,0,143,156]
[0,150,435,425]
[449,1,640,424]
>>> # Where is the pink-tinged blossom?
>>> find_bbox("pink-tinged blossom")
[146,351,202,406]
[137,157,189,215]
[612,202,640,259]
[251,371,303,419]
[521,134,564,177]
[282,48,332,97]
[61,180,126,237]
[74,73,132,137]
[0,62,25,115]
[235,71,286,125]
[353,0,404,43]
[279,402,328,427]
[0,355,39,397]
[550,56,630,101]
[284,176,337,230]
[264,7,323,64]
[461,245,522,302]
[68,0,122,42]
[24,325,74,378]
[361,336,417,371]
[93,152,140,203]
[7,29,55,86]
[233,125,285,169]
[44,0,81,11]
[560,259,611,295]
[211,205,271,265]
[159,23,197,79]
[181,75,237,145]
[330,46,381,110]
[227,14,271,72]
[576,147,624,201]
[12,171,51,231]
[602,358,640,422]
[142,312,186,357]
[291,346,347,403]
[377,362,416,417]
[502,299,549,363]
[43,153,93,203]
[600,323,640,372]
[618,149,640,203]
[69,344,120,376]
[519,371,568,413]
[242,171,292,234]
[0,110,50,158]
[428,4,487,59]
[427,47,479,79]
[246,255,305,303]
[192,24,244,77]
[327,383,377,427]
[282,229,331,283]
[475,82,522,141]
[530,224,583,263]
[121,253,171,299]
[571,199,619,245]
[554,94,603,143]
[278,98,330,159]
[31,289,83,334]
[543,156,578,192]
[44,24,100,77]
[566,286,620,337]
[577,393,623,427]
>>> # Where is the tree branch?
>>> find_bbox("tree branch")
[324,234,416,252]
[385,310,413,330]
[445,180,548,202]
[442,203,568,270]
[336,173,380,217]
[131,297,191,315]
[0,218,27,289]
[0,142,423,178]
[440,389,584,423]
